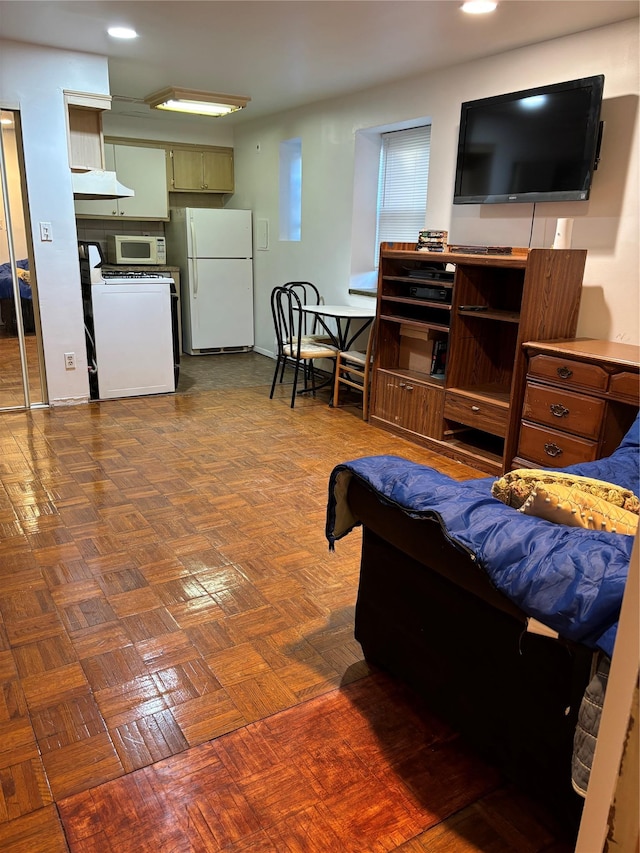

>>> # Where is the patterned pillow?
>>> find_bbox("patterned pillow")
[491,469,640,515]
[518,482,639,535]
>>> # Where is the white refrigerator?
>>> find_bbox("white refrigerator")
[166,207,254,354]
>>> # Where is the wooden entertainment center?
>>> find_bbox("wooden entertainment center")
[369,242,587,475]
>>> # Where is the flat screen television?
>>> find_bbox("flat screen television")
[453,75,604,204]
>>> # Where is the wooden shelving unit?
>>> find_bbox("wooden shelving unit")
[369,242,587,475]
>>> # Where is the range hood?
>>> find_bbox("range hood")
[71,170,135,200]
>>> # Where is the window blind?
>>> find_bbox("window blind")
[376,125,431,251]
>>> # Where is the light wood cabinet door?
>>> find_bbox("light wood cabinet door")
[171,147,235,192]
[202,150,234,192]
[68,106,104,171]
[171,148,204,191]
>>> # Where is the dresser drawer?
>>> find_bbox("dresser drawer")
[444,391,509,438]
[518,422,599,468]
[522,382,605,440]
[528,354,609,391]
[609,370,640,402]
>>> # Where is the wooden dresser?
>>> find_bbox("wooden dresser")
[513,339,640,469]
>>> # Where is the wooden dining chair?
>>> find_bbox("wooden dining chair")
[270,285,338,408]
[332,318,376,420]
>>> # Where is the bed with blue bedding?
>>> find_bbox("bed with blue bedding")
[326,413,639,830]
[0,259,33,334]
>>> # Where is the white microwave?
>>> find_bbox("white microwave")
[107,235,167,265]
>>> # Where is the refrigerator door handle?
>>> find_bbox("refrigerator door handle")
[190,217,198,296]
[192,258,198,298]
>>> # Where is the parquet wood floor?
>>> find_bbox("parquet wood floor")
[0,333,44,409]
[0,353,573,852]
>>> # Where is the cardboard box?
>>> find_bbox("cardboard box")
[399,326,435,374]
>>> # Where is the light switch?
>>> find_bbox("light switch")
[39,221,53,242]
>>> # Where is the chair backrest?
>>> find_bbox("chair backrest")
[271,285,304,358]
[283,282,322,336]
[364,316,376,364]
[283,281,322,306]
[348,317,376,360]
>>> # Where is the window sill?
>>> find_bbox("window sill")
[348,286,377,298]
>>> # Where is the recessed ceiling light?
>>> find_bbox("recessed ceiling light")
[461,1,498,13]
[107,26,138,39]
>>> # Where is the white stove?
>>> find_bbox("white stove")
[86,259,178,400]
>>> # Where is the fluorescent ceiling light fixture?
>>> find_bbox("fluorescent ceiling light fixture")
[108,26,138,39]
[461,1,498,13]
[144,87,250,117]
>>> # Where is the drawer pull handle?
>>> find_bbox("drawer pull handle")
[550,403,570,418]
[471,405,480,412]
[544,442,563,458]
[399,382,406,388]
[405,385,414,391]
[557,366,573,379]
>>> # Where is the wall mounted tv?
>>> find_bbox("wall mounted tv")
[453,75,604,204]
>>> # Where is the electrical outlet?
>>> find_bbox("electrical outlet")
[64,352,76,370]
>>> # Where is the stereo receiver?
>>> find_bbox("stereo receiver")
[409,285,451,303]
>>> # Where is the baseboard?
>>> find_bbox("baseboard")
[253,346,276,359]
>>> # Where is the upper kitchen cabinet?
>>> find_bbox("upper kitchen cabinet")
[169,144,234,193]
[65,92,111,171]
[75,141,169,220]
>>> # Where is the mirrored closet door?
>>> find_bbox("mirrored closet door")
[0,109,46,410]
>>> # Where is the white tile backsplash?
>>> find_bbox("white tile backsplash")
[76,219,165,257]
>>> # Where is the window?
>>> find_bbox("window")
[279,137,302,241]
[376,126,431,258]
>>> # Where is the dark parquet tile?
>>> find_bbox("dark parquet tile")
[58,674,502,852]
[0,352,571,852]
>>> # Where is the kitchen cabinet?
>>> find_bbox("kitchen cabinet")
[75,143,168,220]
[65,92,112,172]
[169,145,234,192]
[513,339,640,469]
[67,106,105,171]
[369,243,587,475]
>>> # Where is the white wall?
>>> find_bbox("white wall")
[0,39,111,404]
[1,21,638,404]
[230,20,639,357]
[102,112,234,147]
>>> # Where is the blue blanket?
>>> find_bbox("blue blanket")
[327,414,639,658]
[0,259,30,300]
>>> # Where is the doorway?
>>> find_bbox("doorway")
[0,108,47,409]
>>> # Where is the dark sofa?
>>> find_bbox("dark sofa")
[326,414,639,830]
